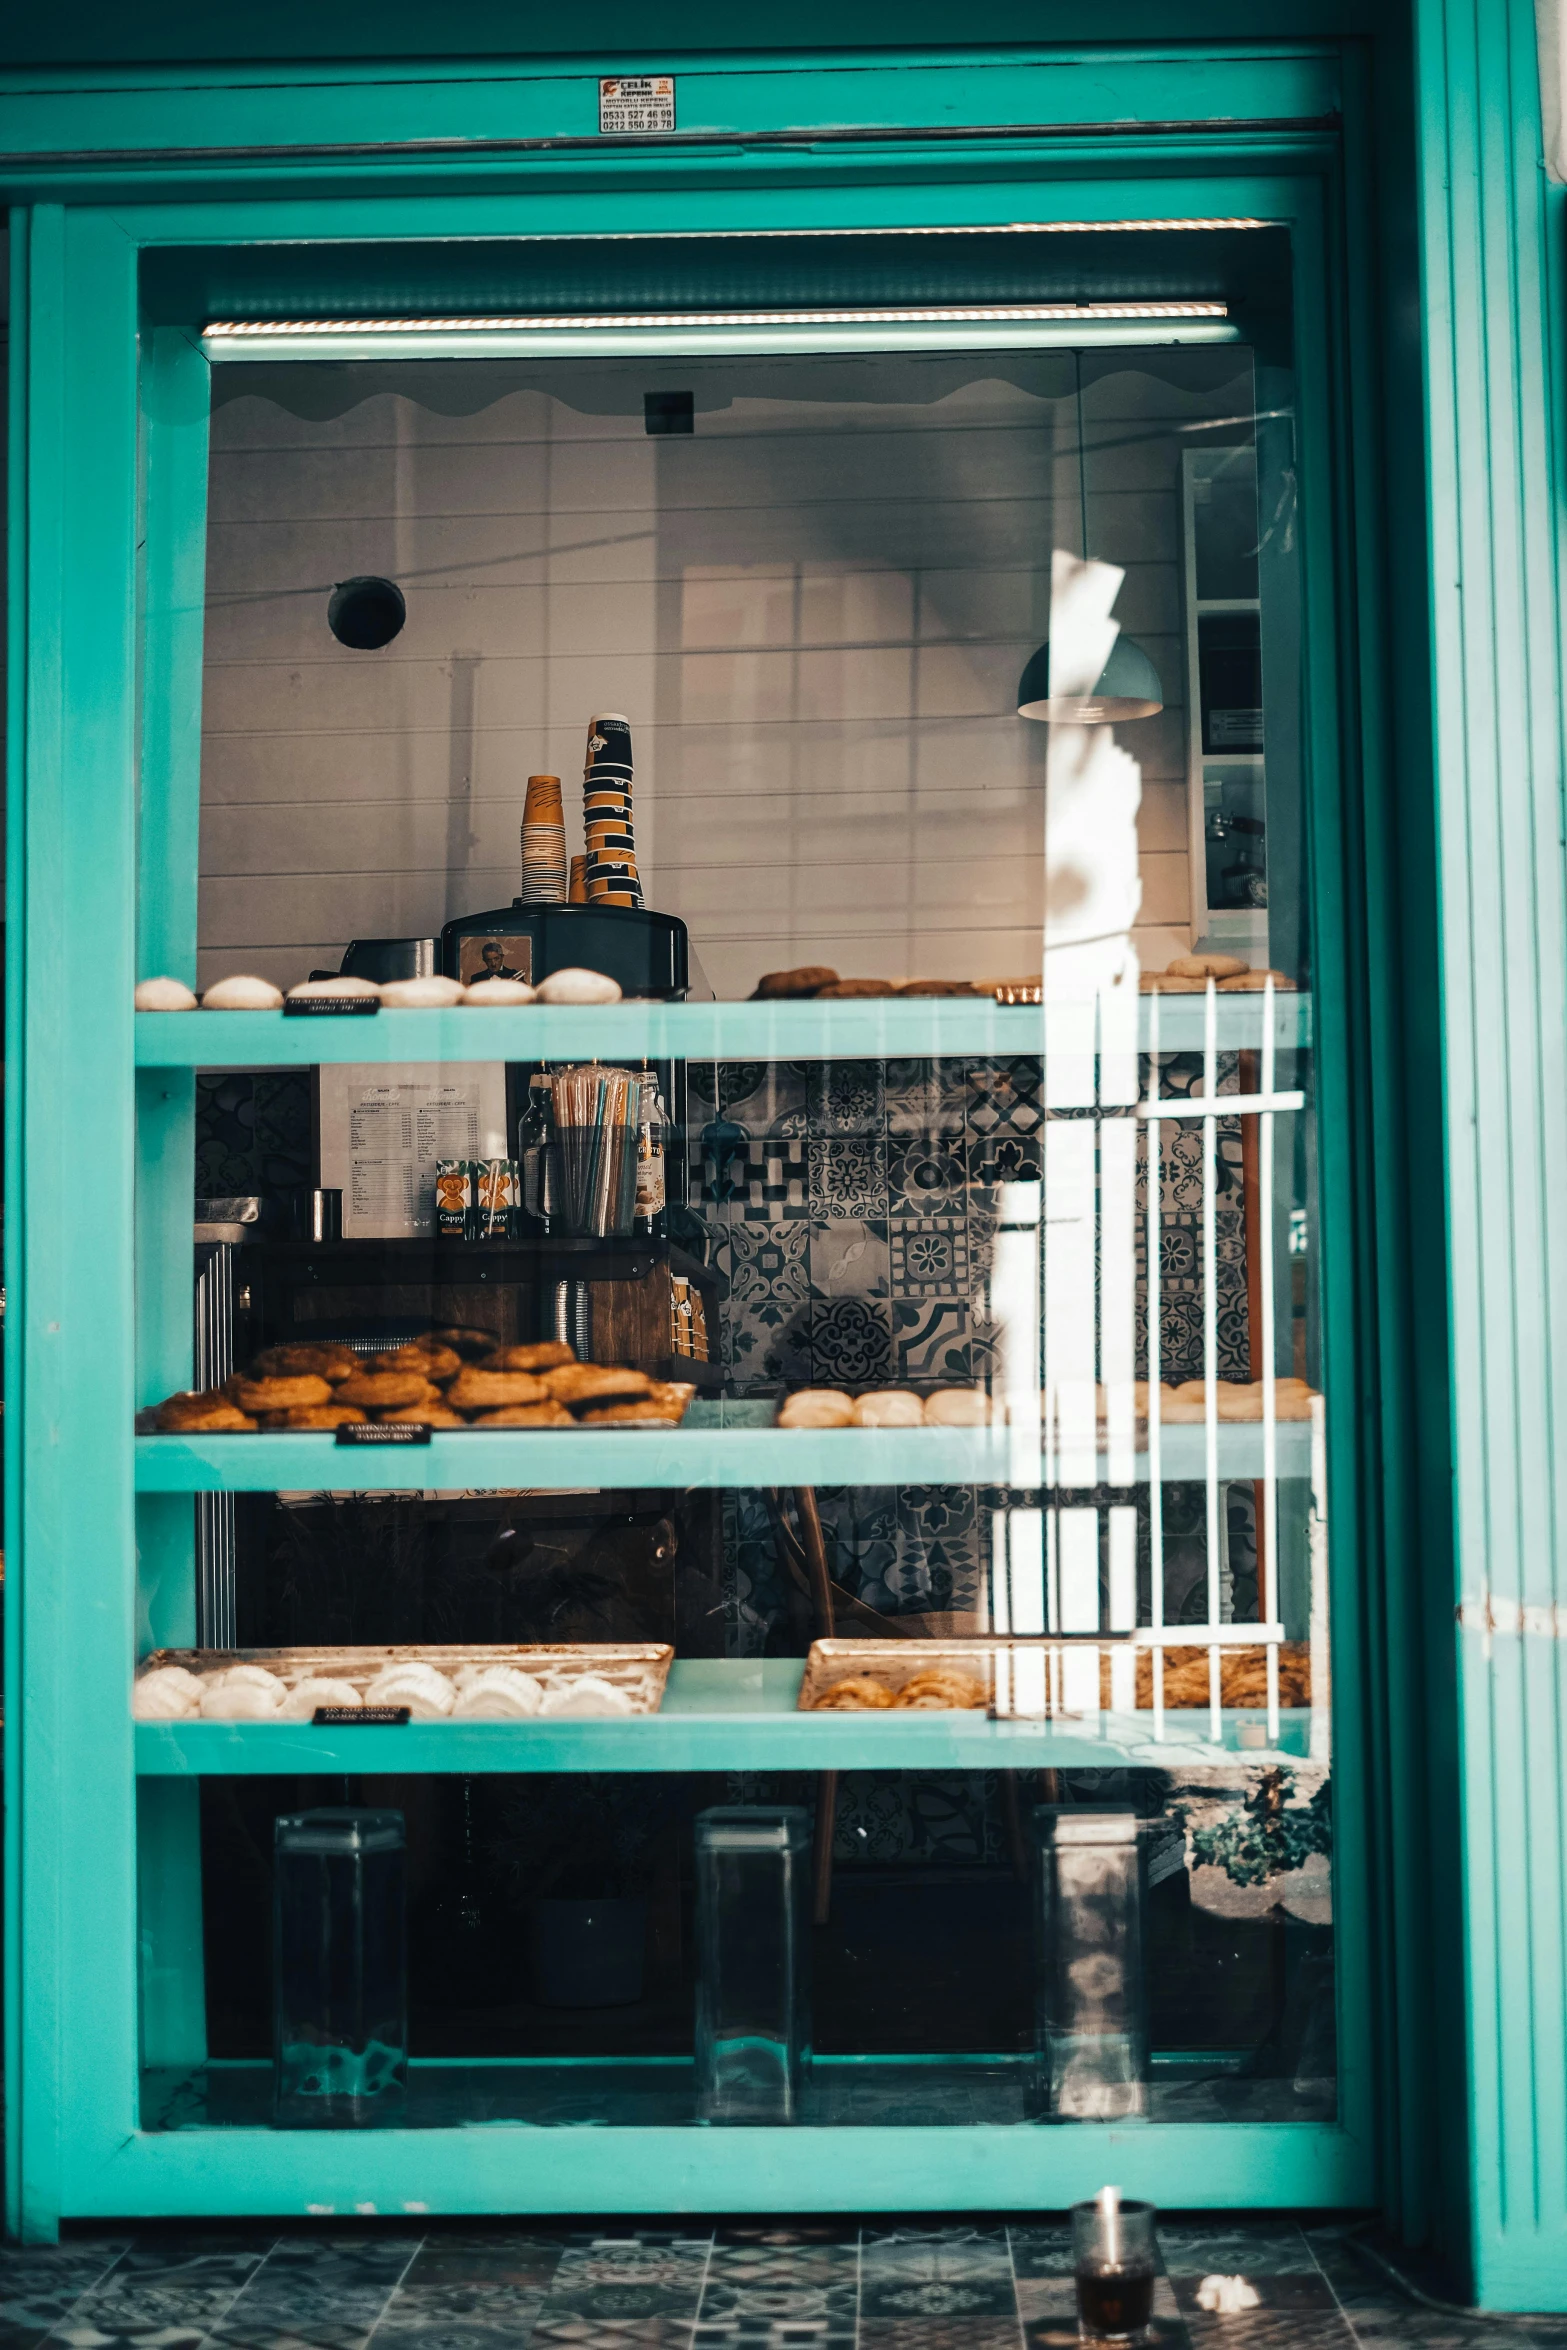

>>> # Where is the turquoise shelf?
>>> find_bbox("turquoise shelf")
[134,992,1312,1068]
[134,1658,1317,1773]
[132,1419,1314,1492]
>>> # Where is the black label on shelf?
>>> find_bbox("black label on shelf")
[283,996,381,1017]
[313,1705,410,1726]
[335,1422,433,1446]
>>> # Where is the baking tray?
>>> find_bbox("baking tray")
[137,1642,672,1717]
[798,1637,1309,1715]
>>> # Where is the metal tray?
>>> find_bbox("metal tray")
[137,1642,672,1716]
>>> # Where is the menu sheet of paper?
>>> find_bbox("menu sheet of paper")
[315,1064,509,1239]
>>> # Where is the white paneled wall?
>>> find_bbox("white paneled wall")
[200,350,1254,996]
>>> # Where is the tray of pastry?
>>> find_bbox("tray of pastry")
[799,1639,995,1712]
[799,1637,1312,1715]
[144,1330,695,1434]
[134,1642,673,1722]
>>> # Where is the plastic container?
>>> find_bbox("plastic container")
[273,1808,407,2128]
[1031,1809,1149,2122]
[694,1806,812,2124]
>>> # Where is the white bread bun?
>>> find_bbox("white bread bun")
[278,1677,364,1721]
[132,1665,205,1720]
[379,975,465,1008]
[135,977,199,1012]
[535,967,623,1005]
[539,1674,634,1717]
[201,975,284,1010]
[461,978,537,1005]
[363,1663,455,1718]
[451,1667,544,1720]
[286,977,381,1001]
[200,1672,286,1719]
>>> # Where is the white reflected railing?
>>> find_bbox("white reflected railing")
[984,976,1320,1755]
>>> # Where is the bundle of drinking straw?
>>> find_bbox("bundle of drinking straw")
[549,1064,641,1234]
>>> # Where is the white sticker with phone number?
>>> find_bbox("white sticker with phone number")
[600,75,676,134]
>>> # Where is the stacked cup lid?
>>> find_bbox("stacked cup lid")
[521,774,568,905]
[582,713,642,908]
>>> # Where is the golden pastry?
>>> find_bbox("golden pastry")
[894,1669,988,1709]
[364,1341,462,1383]
[250,1343,358,1383]
[231,1373,333,1413]
[1166,952,1248,980]
[814,979,896,998]
[896,979,978,997]
[577,1400,684,1425]
[431,1325,502,1359]
[812,1675,895,1710]
[752,965,838,999]
[380,1403,467,1428]
[1216,968,1297,992]
[155,1392,258,1433]
[1139,971,1206,992]
[545,1363,653,1406]
[483,1341,577,1372]
[471,1401,575,1427]
[648,1380,696,1416]
[335,1370,438,1411]
[447,1366,551,1411]
[281,1403,368,1430]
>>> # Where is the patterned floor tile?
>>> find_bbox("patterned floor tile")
[1161,2225,1321,2278]
[860,2229,1014,2322]
[369,2279,552,2344]
[0,2244,133,2344]
[858,2323,1019,2350]
[395,2236,564,2288]
[51,2236,276,2348]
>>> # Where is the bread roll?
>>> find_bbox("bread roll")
[923,1389,995,1426]
[852,1390,924,1427]
[461,978,536,1004]
[777,1389,853,1428]
[135,977,199,1012]
[379,975,464,1008]
[201,975,284,1010]
[535,967,622,1004]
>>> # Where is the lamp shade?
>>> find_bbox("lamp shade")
[1017,632,1164,722]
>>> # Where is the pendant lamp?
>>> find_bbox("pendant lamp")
[1017,355,1164,724]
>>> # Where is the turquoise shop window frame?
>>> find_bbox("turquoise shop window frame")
[3,58,1401,2238]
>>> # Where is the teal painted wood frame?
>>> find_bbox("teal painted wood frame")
[2,45,1410,2247]
[1410,0,1567,2312]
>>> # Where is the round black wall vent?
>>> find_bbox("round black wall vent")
[327,575,406,649]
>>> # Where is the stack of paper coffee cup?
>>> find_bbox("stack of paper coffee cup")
[582,714,642,907]
[521,774,567,904]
